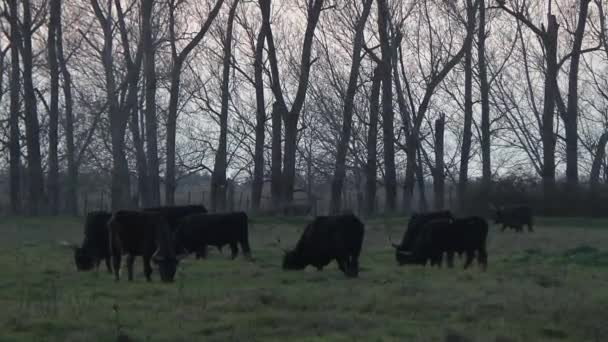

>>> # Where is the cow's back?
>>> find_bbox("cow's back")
[83,211,112,257]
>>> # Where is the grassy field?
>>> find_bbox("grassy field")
[0,216,607,341]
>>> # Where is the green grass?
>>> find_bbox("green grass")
[1,216,607,341]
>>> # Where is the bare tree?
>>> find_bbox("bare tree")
[329,0,373,213]
[478,0,491,212]
[47,0,60,215]
[211,0,240,212]
[377,0,396,213]
[365,67,381,215]
[6,0,21,214]
[260,0,325,206]
[165,0,224,205]
[21,0,45,214]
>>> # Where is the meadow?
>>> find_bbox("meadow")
[0,215,607,341]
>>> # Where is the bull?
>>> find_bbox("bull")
[60,211,112,272]
[397,216,488,270]
[108,210,184,282]
[391,211,454,265]
[174,212,252,260]
[144,205,207,230]
[493,205,534,232]
[281,214,364,277]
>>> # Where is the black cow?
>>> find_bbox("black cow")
[392,210,454,264]
[62,211,112,272]
[144,205,207,230]
[494,205,534,232]
[397,216,488,270]
[281,214,364,277]
[174,212,252,260]
[108,211,183,282]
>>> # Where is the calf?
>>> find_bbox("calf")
[174,212,252,260]
[494,205,534,232]
[62,211,112,272]
[144,205,207,230]
[392,210,454,265]
[108,211,182,282]
[282,214,364,277]
[398,216,488,270]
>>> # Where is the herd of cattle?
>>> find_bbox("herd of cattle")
[60,205,534,282]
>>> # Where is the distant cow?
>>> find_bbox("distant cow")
[396,216,488,270]
[494,205,534,232]
[392,210,454,264]
[144,205,208,230]
[281,214,364,277]
[174,212,252,260]
[61,211,112,272]
[108,211,183,282]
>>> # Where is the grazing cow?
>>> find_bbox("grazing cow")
[494,205,534,232]
[108,211,182,282]
[144,205,207,230]
[392,210,454,264]
[61,211,112,272]
[174,212,252,260]
[397,216,488,270]
[281,214,364,277]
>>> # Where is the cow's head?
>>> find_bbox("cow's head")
[282,250,307,270]
[152,251,186,282]
[74,247,97,271]
[394,246,414,265]
[60,241,97,271]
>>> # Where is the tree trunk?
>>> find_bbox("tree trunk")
[458,5,475,213]
[211,0,239,212]
[142,0,160,206]
[56,0,78,215]
[91,0,131,210]
[48,0,60,215]
[565,0,591,193]
[377,0,396,213]
[165,0,224,205]
[251,25,267,212]
[365,67,381,216]
[478,0,491,214]
[434,114,445,211]
[330,0,373,213]
[542,14,559,213]
[590,132,608,197]
[131,90,149,207]
[165,70,180,206]
[416,146,428,212]
[270,102,283,209]
[8,0,21,215]
[22,0,46,215]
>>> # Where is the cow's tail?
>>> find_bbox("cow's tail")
[240,212,253,261]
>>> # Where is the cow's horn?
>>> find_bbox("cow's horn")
[58,240,78,250]
[275,237,288,253]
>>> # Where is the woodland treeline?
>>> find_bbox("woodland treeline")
[0,0,607,216]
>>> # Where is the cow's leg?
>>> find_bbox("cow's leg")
[478,248,488,271]
[463,250,475,269]
[112,254,121,281]
[446,252,455,268]
[105,257,112,273]
[240,239,253,260]
[143,255,153,282]
[336,256,349,275]
[229,243,239,260]
[528,223,534,232]
[350,255,360,277]
[198,246,208,259]
[126,255,135,281]
[501,224,507,232]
